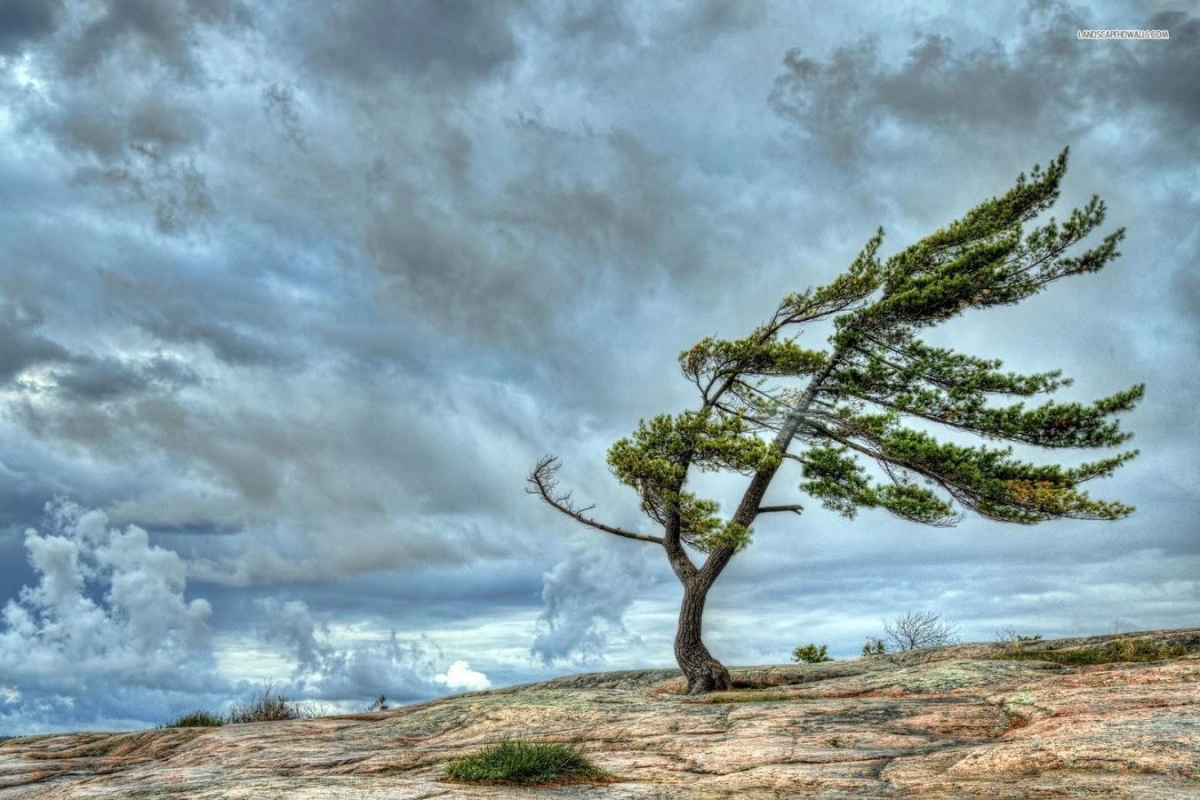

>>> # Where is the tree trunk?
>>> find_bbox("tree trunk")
[674,576,731,694]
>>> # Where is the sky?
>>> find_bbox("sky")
[0,0,1196,735]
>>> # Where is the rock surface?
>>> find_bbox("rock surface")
[1,629,1198,798]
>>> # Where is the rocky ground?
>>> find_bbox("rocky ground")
[1,629,1197,799]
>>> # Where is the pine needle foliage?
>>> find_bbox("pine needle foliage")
[530,148,1142,692]
[603,148,1140,536]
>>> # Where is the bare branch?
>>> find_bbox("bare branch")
[527,456,664,545]
[758,504,804,515]
[883,610,959,651]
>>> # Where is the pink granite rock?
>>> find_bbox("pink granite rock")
[1,629,1197,798]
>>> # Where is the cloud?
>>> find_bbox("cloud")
[255,598,491,704]
[58,0,252,79]
[435,660,491,692]
[0,501,499,733]
[0,0,64,55]
[0,500,219,733]
[769,1,1199,166]
[0,302,72,385]
[297,0,525,88]
[531,543,649,664]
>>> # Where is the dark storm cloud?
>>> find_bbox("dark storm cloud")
[94,267,289,367]
[0,305,71,385]
[0,0,64,55]
[552,0,636,46]
[769,1,1199,161]
[683,0,767,38]
[298,0,524,87]
[42,90,208,160]
[49,354,199,403]
[60,0,252,78]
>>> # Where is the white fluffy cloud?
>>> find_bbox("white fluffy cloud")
[434,660,491,692]
[0,500,218,733]
[0,501,494,733]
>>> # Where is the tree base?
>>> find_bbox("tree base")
[683,660,732,694]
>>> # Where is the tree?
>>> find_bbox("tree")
[528,148,1142,694]
[792,643,833,664]
[882,610,958,651]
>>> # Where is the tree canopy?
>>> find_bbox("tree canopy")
[530,148,1142,693]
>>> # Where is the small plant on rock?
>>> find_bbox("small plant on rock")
[883,610,958,651]
[792,643,833,664]
[444,739,610,786]
[161,710,225,728]
[226,682,306,724]
[862,637,887,657]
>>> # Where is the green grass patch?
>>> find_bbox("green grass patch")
[998,639,1189,665]
[161,710,225,728]
[444,740,610,786]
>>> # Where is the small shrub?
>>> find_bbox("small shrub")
[162,710,225,728]
[792,643,833,664]
[444,740,609,785]
[862,637,887,657]
[883,610,958,651]
[226,682,305,724]
[996,626,1041,644]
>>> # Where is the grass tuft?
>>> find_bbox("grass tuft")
[444,739,610,785]
[161,710,225,728]
[225,682,308,724]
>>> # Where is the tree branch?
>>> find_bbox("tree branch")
[758,504,804,515]
[527,456,664,545]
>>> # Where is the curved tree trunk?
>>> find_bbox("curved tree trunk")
[675,577,731,693]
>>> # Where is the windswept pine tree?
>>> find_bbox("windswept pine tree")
[529,149,1142,694]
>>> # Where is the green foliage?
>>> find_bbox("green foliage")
[161,710,225,728]
[792,643,833,664]
[607,147,1139,552]
[862,637,887,657]
[607,410,772,551]
[444,740,609,785]
[531,149,1141,691]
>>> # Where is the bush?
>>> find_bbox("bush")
[444,740,609,785]
[861,637,887,657]
[995,626,1042,644]
[162,710,225,728]
[792,643,833,664]
[883,610,958,651]
[226,682,306,724]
